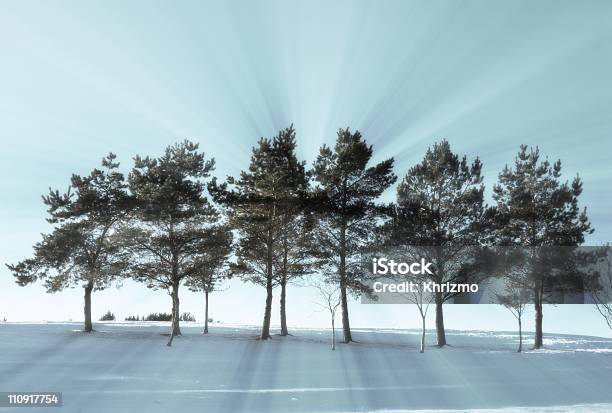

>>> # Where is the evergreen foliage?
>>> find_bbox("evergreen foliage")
[385,140,490,346]
[185,225,233,334]
[99,311,115,321]
[121,141,222,346]
[209,125,309,339]
[6,154,131,332]
[491,145,593,349]
[311,128,396,343]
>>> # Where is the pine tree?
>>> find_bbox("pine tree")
[276,211,314,336]
[274,135,314,336]
[492,145,592,349]
[311,128,396,343]
[6,154,130,332]
[387,140,488,346]
[122,141,221,346]
[185,225,233,334]
[209,126,308,340]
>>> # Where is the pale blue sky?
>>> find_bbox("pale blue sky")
[1,0,611,337]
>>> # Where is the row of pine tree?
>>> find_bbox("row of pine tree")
[6,126,594,348]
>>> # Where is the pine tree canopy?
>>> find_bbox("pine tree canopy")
[209,125,309,286]
[6,153,130,292]
[492,144,592,247]
[311,128,397,295]
[123,140,223,290]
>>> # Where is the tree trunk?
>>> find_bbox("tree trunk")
[166,283,181,347]
[435,293,446,346]
[167,284,182,347]
[261,224,274,340]
[171,281,182,337]
[203,290,209,334]
[420,314,426,353]
[331,317,336,351]
[518,316,523,353]
[261,276,273,340]
[83,280,94,333]
[340,282,352,343]
[167,311,176,346]
[534,293,543,349]
[280,277,288,336]
[339,220,352,343]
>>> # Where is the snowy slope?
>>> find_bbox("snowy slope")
[0,323,611,413]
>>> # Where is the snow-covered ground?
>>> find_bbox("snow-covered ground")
[1,322,612,413]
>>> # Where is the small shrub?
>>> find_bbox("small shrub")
[142,312,196,322]
[144,312,173,321]
[99,311,115,321]
[180,312,196,322]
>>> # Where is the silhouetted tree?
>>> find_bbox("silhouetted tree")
[123,141,220,346]
[275,207,315,336]
[492,145,592,349]
[6,154,130,332]
[312,128,396,343]
[210,126,308,339]
[185,225,233,334]
[386,140,489,346]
